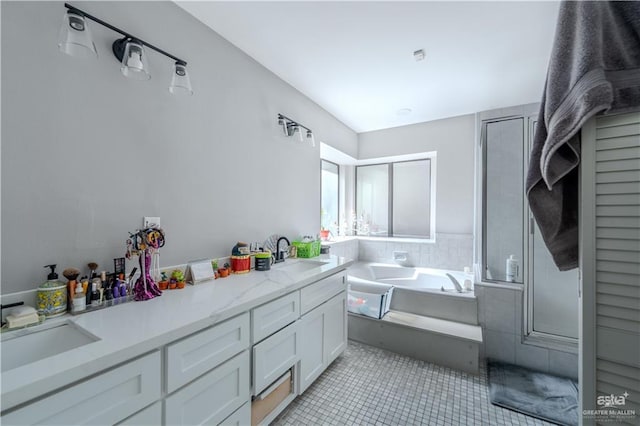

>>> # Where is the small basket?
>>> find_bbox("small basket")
[292,240,321,258]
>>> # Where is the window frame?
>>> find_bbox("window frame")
[320,159,340,231]
[355,156,435,240]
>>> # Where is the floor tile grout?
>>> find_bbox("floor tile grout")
[273,340,553,426]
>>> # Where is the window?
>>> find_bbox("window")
[356,159,433,239]
[321,160,339,233]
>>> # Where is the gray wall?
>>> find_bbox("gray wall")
[358,114,475,234]
[1,1,357,294]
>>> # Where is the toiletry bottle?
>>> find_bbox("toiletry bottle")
[119,279,127,297]
[73,282,86,313]
[506,255,518,282]
[86,278,93,306]
[91,281,101,306]
[464,279,473,291]
[113,278,121,299]
[100,273,107,303]
[104,275,113,301]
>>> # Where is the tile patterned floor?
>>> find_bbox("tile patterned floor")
[273,341,553,426]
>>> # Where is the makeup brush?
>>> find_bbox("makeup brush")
[63,267,81,304]
[88,262,98,279]
[63,267,80,282]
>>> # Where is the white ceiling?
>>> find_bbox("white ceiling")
[177,1,560,133]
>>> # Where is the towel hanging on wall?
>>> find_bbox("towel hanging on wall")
[526,1,640,271]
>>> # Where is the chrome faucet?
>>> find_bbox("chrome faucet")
[274,236,290,263]
[445,273,464,293]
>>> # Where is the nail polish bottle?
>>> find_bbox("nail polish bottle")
[112,279,121,299]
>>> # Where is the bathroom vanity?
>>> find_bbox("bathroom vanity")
[0,256,352,425]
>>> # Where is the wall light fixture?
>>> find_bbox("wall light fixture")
[277,114,315,147]
[58,3,193,95]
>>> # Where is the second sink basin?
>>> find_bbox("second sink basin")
[1,322,99,372]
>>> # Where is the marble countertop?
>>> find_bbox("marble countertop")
[0,255,353,411]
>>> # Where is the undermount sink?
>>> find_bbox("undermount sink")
[276,259,329,274]
[1,322,99,372]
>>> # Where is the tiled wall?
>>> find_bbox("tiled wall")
[324,238,359,261]
[357,233,473,271]
[331,235,577,379]
[475,283,578,380]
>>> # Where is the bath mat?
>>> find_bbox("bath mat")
[487,360,579,426]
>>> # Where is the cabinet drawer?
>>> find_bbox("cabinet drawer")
[165,350,250,426]
[252,291,300,343]
[166,312,250,393]
[219,402,251,426]
[300,271,346,314]
[117,402,162,425]
[253,321,300,395]
[2,351,161,425]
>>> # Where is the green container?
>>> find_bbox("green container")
[254,251,273,271]
[292,240,321,258]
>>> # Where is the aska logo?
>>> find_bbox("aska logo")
[597,392,629,407]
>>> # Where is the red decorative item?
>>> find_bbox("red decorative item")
[231,255,251,274]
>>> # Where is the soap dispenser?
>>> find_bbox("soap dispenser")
[36,264,68,318]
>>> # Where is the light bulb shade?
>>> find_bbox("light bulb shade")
[169,62,193,95]
[115,39,150,80]
[58,11,97,58]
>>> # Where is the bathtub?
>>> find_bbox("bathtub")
[346,261,481,374]
[347,262,474,297]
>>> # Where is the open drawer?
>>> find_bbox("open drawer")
[251,369,294,426]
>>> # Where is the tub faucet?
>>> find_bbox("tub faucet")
[445,273,464,293]
[274,236,290,263]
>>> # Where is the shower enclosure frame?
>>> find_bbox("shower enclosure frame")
[476,103,579,353]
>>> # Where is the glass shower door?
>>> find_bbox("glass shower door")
[529,219,579,338]
[527,116,579,339]
[483,117,525,283]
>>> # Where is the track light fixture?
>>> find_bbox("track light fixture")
[277,114,315,147]
[58,3,193,95]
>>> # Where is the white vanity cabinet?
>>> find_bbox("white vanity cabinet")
[1,265,350,426]
[298,302,327,392]
[252,321,300,395]
[324,291,348,365]
[2,351,161,426]
[299,272,345,314]
[219,402,251,426]
[165,312,250,393]
[250,270,347,423]
[298,290,347,393]
[165,351,250,425]
[251,291,300,343]
[118,402,162,425]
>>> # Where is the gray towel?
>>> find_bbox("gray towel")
[527,1,640,271]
